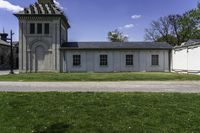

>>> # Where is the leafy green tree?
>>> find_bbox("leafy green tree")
[156,35,178,46]
[108,29,128,42]
[187,3,200,39]
[145,3,200,46]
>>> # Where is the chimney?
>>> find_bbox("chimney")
[0,33,8,42]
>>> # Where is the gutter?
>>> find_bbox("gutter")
[60,48,172,50]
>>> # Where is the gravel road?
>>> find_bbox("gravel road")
[0,81,200,93]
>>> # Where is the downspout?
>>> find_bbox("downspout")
[59,18,62,72]
[169,49,172,72]
[60,18,61,47]
[187,46,189,74]
[21,22,24,72]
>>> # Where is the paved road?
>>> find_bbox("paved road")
[0,81,200,93]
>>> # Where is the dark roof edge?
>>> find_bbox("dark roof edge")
[13,14,70,28]
[60,47,172,50]
[61,41,172,50]
[65,41,169,43]
[174,42,200,49]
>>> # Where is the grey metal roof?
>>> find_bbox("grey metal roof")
[0,40,19,47]
[174,39,200,49]
[184,39,200,46]
[0,39,9,46]
[61,42,172,50]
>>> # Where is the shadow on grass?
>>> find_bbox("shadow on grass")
[33,122,71,133]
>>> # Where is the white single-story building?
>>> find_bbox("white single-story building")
[61,42,172,72]
[14,0,172,73]
[172,39,200,74]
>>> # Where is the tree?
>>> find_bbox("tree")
[145,4,200,46]
[156,35,177,46]
[145,16,171,42]
[108,29,128,42]
[187,3,200,39]
[168,15,182,45]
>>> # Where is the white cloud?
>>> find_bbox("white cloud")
[0,0,23,12]
[124,34,129,38]
[124,24,134,29]
[131,15,142,19]
[118,24,134,30]
[53,0,64,9]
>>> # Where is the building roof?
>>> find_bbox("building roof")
[61,42,172,50]
[174,39,200,49]
[15,0,63,15]
[0,39,9,46]
[184,39,200,46]
[0,40,19,47]
[13,41,19,46]
[14,0,70,27]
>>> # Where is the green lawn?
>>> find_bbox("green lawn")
[0,72,200,81]
[1,92,200,133]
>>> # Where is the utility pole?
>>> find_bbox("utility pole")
[10,30,14,74]
[6,30,15,74]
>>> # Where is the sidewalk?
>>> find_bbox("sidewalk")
[0,81,200,93]
[0,70,19,75]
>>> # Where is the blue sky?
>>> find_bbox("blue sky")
[0,0,199,41]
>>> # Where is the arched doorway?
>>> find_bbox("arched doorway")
[35,45,46,72]
[31,40,51,72]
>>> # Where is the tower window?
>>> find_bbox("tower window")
[30,23,35,34]
[37,23,42,34]
[45,23,49,34]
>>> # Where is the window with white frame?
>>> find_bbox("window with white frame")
[73,55,81,66]
[100,55,108,66]
[126,55,133,66]
[151,55,159,66]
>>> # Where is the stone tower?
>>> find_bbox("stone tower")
[14,0,70,72]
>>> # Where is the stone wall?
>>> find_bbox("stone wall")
[18,17,68,72]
